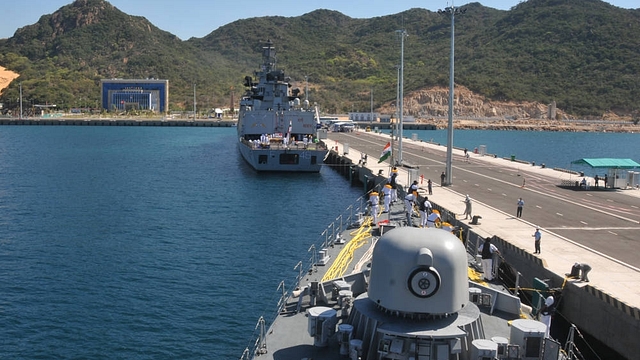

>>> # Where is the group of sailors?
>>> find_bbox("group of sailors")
[368,167,450,230]
[250,133,315,149]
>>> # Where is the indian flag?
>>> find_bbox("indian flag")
[378,142,392,163]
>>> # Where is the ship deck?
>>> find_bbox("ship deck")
[253,199,524,360]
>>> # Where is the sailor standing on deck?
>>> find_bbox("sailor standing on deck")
[419,197,432,228]
[381,183,392,213]
[369,190,380,226]
[404,191,417,227]
[426,210,441,228]
[389,167,399,203]
[539,295,556,338]
[409,180,419,194]
[478,237,500,281]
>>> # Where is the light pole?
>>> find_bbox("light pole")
[370,87,373,126]
[304,74,313,103]
[438,2,466,186]
[193,83,197,119]
[396,29,408,166]
[19,82,23,120]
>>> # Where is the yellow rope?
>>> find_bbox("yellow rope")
[321,217,373,282]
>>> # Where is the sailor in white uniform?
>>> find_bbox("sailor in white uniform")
[419,197,432,228]
[426,210,441,228]
[381,183,392,213]
[369,191,380,226]
[404,191,416,226]
[389,167,398,203]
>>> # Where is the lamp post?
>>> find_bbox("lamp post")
[304,74,313,103]
[395,29,408,166]
[438,3,466,186]
[19,82,23,120]
[193,83,197,119]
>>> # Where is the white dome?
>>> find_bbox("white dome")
[368,227,469,315]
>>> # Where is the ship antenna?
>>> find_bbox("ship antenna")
[262,40,276,72]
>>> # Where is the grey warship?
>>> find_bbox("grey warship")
[237,41,328,172]
[242,195,583,360]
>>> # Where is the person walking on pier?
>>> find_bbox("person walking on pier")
[478,237,500,281]
[532,227,542,254]
[462,195,472,220]
[440,171,446,186]
[427,179,433,195]
[381,183,392,213]
[516,198,525,218]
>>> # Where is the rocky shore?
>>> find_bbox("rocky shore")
[428,118,638,133]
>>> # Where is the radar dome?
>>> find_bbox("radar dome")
[368,227,468,315]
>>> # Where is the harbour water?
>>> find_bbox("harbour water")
[407,129,640,173]
[0,126,637,359]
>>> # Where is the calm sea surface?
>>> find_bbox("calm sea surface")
[407,129,640,173]
[0,126,637,359]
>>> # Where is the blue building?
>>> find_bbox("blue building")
[100,79,169,113]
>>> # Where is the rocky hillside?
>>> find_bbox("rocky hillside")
[378,85,570,120]
[0,0,639,118]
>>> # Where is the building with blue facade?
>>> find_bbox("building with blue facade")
[100,79,169,113]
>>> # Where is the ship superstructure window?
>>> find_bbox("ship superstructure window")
[279,153,299,165]
[311,156,317,165]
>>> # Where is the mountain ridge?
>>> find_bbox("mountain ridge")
[0,0,638,120]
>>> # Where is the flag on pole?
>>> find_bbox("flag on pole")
[378,142,392,163]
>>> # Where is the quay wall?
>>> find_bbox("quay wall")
[0,118,237,127]
[324,150,639,360]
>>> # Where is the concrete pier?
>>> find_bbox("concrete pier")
[0,118,237,127]
[325,130,640,360]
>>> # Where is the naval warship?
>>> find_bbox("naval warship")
[240,192,583,360]
[236,41,328,172]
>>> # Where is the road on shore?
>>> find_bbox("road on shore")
[326,131,640,269]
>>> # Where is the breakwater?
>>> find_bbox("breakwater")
[0,118,237,127]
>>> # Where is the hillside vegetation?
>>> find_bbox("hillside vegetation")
[0,0,638,118]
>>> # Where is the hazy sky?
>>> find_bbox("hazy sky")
[1,0,637,40]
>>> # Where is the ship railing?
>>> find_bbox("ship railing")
[241,194,368,359]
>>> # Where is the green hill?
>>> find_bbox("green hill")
[0,0,638,117]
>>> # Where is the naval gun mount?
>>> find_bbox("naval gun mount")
[306,227,554,360]
[348,227,481,360]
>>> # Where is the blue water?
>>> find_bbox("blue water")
[407,129,640,174]
[0,126,364,359]
[0,126,637,359]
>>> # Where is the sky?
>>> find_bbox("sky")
[1,0,637,40]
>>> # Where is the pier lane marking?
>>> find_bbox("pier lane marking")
[545,226,640,230]
[443,186,640,273]
[608,231,618,236]
[580,221,588,225]
[556,213,564,217]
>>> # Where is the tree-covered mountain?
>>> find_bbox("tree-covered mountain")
[0,0,638,117]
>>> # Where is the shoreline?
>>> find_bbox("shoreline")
[431,118,638,133]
